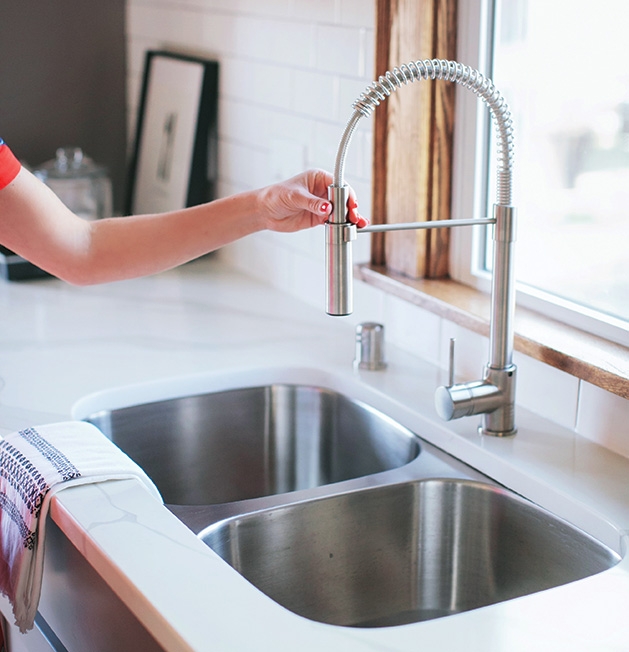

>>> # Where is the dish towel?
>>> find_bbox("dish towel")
[0,421,162,632]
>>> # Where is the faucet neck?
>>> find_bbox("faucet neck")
[488,204,517,371]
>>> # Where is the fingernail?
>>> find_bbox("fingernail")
[320,202,330,213]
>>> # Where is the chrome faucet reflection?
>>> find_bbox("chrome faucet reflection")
[326,59,517,437]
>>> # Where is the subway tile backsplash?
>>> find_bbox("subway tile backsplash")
[127,0,629,457]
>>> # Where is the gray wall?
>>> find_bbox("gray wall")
[0,1,127,212]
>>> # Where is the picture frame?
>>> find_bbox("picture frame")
[126,51,219,215]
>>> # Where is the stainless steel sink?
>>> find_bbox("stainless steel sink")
[201,478,620,628]
[85,384,420,505]
[81,377,621,629]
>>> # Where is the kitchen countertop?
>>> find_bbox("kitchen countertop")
[1,255,629,651]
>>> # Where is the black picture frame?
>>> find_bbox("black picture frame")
[126,51,219,215]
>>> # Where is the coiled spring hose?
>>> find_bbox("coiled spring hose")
[333,58,514,206]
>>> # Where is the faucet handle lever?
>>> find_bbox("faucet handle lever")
[447,338,456,387]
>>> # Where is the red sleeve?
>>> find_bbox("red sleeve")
[0,141,22,190]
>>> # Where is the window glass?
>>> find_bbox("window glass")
[489,0,629,326]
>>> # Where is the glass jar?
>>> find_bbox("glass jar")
[33,147,113,220]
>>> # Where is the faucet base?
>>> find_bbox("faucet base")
[434,363,517,437]
[478,364,517,437]
[478,424,518,438]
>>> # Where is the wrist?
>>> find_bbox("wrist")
[214,187,268,236]
[250,183,274,231]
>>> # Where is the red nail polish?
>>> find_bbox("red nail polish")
[320,202,330,213]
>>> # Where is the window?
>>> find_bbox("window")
[369,0,627,396]
[451,0,629,346]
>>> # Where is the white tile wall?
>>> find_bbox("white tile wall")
[577,382,629,459]
[126,0,629,458]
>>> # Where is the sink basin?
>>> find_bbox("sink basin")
[202,478,620,628]
[85,384,420,505]
[80,373,622,629]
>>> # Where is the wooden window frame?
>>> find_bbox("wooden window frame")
[372,0,457,279]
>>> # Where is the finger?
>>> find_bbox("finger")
[347,204,359,223]
[318,201,332,216]
[346,202,369,228]
[295,191,331,219]
[355,214,369,228]
[305,168,333,197]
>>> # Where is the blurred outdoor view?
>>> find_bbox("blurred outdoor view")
[489,0,629,327]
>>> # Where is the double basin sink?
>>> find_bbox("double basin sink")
[81,380,620,628]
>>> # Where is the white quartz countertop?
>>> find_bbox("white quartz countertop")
[2,256,629,651]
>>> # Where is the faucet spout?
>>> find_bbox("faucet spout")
[327,59,518,436]
[326,184,356,316]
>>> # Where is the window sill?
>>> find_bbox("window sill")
[356,264,629,401]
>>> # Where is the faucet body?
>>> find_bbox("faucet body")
[327,59,517,437]
[326,185,356,316]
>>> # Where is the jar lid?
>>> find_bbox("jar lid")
[33,147,108,181]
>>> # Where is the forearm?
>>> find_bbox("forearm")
[83,191,266,284]
[0,168,266,285]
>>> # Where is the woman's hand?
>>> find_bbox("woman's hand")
[257,169,368,233]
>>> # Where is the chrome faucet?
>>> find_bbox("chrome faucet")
[326,59,517,437]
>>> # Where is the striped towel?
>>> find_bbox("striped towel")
[0,421,161,632]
